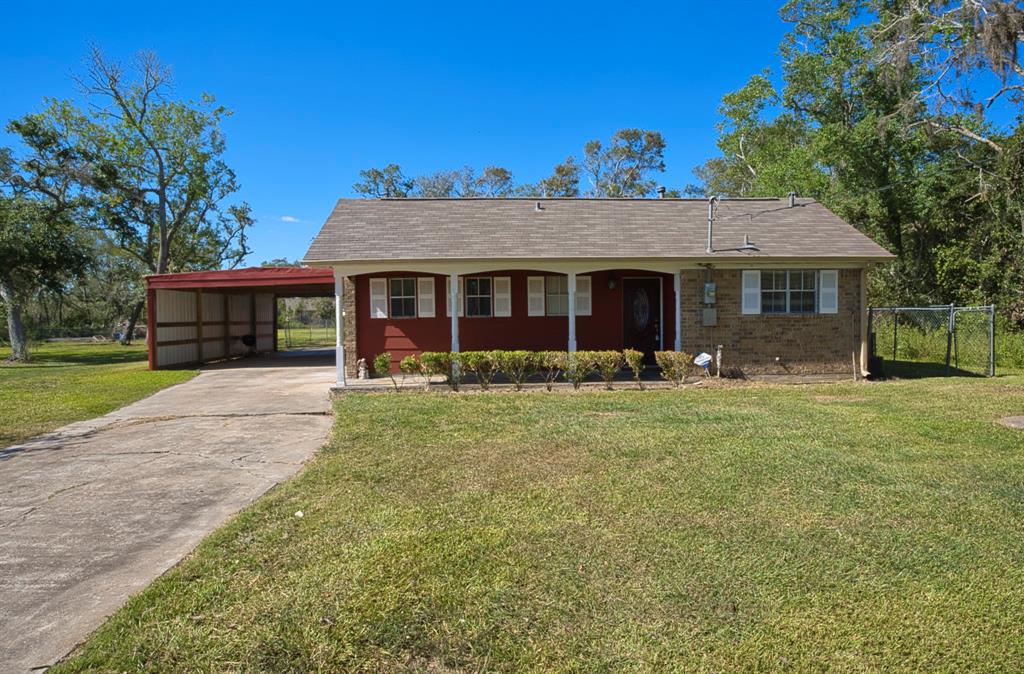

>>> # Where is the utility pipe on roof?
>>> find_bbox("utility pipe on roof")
[706,196,720,254]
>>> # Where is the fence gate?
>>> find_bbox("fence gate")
[868,305,996,377]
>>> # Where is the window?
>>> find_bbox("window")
[465,277,492,317]
[545,275,568,316]
[760,270,817,315]
[389,278,417,318]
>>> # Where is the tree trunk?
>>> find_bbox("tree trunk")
[0,281,29,362]
[121,299,145,346]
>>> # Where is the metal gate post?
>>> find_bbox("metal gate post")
[892,310,898,361]
[989,305,996,377]
[944,303,955,375]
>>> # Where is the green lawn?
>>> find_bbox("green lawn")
[55,376,1024,672]
[277,325,335,349]
[0,342,196,446]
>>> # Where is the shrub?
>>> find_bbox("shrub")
[564,351,595,390]
[538,351,567,391]
[622,348,645,390]
[400,354,428,390]
[372,352,400,392]
[655,351,693,387]
[496,350,534,391]
[420,351,461,391]
[593,350,624,390]
[461,351,500,390]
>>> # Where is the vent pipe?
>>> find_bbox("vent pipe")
[706,195,720,254]
[788,191,797,207]
[657,186,666,198]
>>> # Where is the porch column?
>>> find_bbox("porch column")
[334,268,346,387]
[673,271,682,351]
[449,272,460,353]
[567,272,577,352]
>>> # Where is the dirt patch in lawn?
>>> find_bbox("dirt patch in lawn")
[998,416,1024,430]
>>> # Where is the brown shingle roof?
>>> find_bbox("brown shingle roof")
[303,198,893,263]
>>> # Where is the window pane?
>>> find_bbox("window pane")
[791,271,815,291]
[762,271,786,291]
[466,278,480,295]
[791,291,816,313]
[389,277,416,317]
[762,291,787,314]
[546,275,568,316]
[479,297,491,316]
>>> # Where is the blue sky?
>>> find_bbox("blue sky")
[0,1,790,265]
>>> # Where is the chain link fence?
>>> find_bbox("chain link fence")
[868,305,996,377]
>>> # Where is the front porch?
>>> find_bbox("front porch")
[328,263,689,387]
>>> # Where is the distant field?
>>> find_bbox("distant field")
[0,342,195,446]
[277,325,335,349]
[55,374,1024,672]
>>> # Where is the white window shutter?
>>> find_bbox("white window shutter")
[819,270,839,314]
[741,270,761,315]
[417,277,435,318]
[445,277,464,317]
[494,276,512,317]
[369,278,388,319]
[575,276,592,316]
[527,276,545,316]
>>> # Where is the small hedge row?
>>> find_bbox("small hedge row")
[372,349,698,391]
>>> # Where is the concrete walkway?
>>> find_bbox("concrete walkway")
[0,351,335,673]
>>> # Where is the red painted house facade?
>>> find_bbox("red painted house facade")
[303,197,893,385]
[353,269,677,366]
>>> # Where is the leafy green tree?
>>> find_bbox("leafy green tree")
[0,195,90,361]
[536,157,581,197]
[353,164,413,198]
[582,129,666,197]
[695,0,1024,322]
[8,48,253,343]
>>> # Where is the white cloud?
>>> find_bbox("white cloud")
[280,215,301,223]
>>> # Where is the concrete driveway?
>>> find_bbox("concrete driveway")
[0,351,335,672]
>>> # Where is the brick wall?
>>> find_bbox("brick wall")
[680,268,863,375]
[343,276,358,378]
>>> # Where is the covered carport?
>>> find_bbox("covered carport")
[145,267,335,369]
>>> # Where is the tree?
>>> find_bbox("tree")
[582,129,666,197]
[0,195,90,361]
[536,157,581,197]
[352,128,672,200]
[353,164,413,198]
[695,0,1024,321]
[475,165,515,196]
[8,48,253,344]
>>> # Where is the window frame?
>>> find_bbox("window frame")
[464,276,493,318]
[388,277,418,319]
[759,270,819,315]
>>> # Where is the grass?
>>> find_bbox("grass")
[0,341,195,446]
[52,374,1024,672]
[277,325,335,349]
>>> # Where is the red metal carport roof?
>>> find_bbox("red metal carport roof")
[145,267,335,295]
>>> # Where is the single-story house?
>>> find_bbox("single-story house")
[302,196,893,385]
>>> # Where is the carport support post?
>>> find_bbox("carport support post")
[567,272,577,352]
[673,271,682,351]
[334,270,346,387]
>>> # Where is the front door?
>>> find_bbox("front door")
[622,278,661,364]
